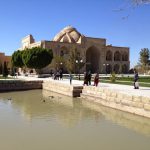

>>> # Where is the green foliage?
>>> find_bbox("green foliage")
[110,72,116,83]
[11,50,24,67]
[139,48,150,66]
[22,47,53,69]
[51,56,65,70]
[3,61,9,77]
[66,48,84,73]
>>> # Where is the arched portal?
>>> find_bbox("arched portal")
[60,46,69,58]
[106,64,112,74]
[106,50,112,61]
[86,46,100,73]
[122,64,128,73]
[122,52,128,61]
[114,64,120,73]
[114,51,121,61]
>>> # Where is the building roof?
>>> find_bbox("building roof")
[53,26,83,43]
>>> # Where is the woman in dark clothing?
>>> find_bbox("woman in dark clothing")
[83,72,88,86]
[94,73,99,87]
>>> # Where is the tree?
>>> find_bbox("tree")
[0,62,2,74]
[132,0,150,5]
[11,50,24,67]
[51,56,65,70]
[3,61,8,77]
[139,48,150,72]
[22,47,53,69]
[66,48,84,73]
[114,0,150,19]
[139,48,149,65]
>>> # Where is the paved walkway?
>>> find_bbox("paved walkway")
[17,75,150,98]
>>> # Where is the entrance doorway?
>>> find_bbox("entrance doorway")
[86,46,100,73]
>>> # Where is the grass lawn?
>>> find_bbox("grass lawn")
[73,75,150,87]
[100,79,150,88]
[0,76,13,79]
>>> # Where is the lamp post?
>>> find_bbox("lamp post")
[76,59,83,80]
[103,63,109,75]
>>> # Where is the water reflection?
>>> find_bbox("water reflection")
[0,90,102,127]
[0,89,150,136]
[82,100,150,137]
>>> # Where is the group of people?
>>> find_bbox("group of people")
[83,71,99,87]
[50,69,63,80]
[69,71,99,87]
[50,69,139,89]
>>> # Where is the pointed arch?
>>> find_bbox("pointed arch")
[114,64,120,73]
[122,52,128,61]
[114,51,121,61]
[106,50,112,61]
[122,64,128,73]
[86,46,100,73]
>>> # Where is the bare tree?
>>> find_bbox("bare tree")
[132,0,150,5]
[113,0,150,19]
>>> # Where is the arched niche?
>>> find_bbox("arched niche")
[114,51,121,61]
[113,64,120,73]
[106,50,112,61]
[106,64,112,74]
[60,46,69,58]
[122,64,128,73]
[86,46,100,73]
[122,52,128,61]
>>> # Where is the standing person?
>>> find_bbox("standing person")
[87,70,92,85]
[134,69,139,89]
[69,73,73,85]
[56,71,60,80]
[94,73,99,87]
[59,69,63,80]
[50,69,53,77]
[83,72,88,86]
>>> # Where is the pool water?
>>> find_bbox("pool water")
[0,89,150,150]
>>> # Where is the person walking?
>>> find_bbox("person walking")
[69,73,73,85]
[83,72,88,86]
[87,70,92,85]
[59,69,63,80]
[133,69,139,89]
[94,73,99,87]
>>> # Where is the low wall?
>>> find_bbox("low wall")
[81,86,150,118]
[43,80,83,97]
[0,80,43,92]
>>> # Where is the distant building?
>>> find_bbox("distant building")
[19,26,130,73]
[0,52,11,71]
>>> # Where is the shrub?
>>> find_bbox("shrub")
[3,61,9,77]
[110,72,116,83]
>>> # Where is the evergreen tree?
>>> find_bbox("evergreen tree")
[140,48,149,64]
[3,61,8,77]
[0,63,3,74]
[139,48,150,72]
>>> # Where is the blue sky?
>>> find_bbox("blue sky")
[0,0,150,68]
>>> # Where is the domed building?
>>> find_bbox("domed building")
[20,26,130,74]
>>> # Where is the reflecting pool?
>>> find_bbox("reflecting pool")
[0,89,150,150]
